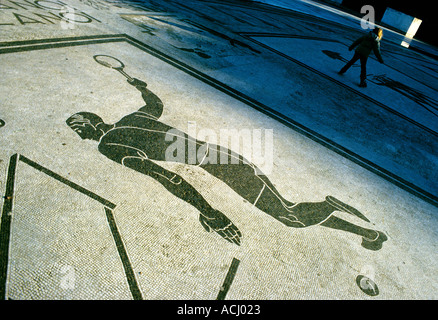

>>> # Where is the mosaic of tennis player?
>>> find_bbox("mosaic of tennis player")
[66,55,387,250]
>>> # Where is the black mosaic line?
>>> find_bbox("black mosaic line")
[0,154,18,300]
[105,207,142,300]
[19,155,116,209]
[0,37,126,55]
[217,257,240,300]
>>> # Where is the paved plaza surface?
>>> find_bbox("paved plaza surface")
[0,0,437,300]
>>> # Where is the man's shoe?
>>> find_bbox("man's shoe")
[359,81,367,87]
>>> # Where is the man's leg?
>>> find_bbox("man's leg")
[199,144,294,207]
[339,52,360,74]
[199,145,363,226]
[321,216,387,250]
[359,55,368,87]
[200,161,280,205]
[321,215,375,239]
[198,145,386,249]
[201,158,338,228]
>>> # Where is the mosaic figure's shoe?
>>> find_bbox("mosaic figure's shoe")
[361,231,388,251]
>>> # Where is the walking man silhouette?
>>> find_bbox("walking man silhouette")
[339,27,384,87]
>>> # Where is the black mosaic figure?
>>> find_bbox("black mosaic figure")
[339,27,384,87]
[67,77,387,250]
